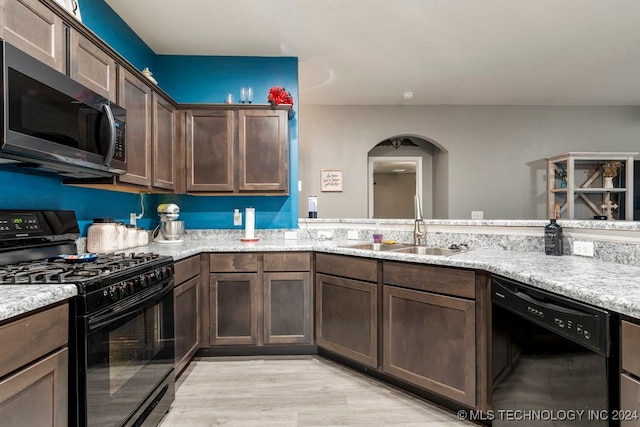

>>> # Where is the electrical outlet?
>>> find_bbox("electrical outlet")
[347,230,359,240]
[233,209,242,226]
[471,211,484,220]
[317,230,333,240]
[573,241,594,257]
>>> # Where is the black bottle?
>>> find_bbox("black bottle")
[544,219,563,256]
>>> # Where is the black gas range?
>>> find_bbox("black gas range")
[0,251,174,313]
[0,210,175,427]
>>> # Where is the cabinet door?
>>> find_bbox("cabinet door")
[69,29,117,101]
[152,93,177,190]
[174,275,200,377]
[185,110,234,192]
[315,273,378,368]
[0,347,68,427]
[264,272,312,345]
[383,285,476,407]
[118,68,152,187]
[238,110,289,193]
[209,273,258,345]
[1,0,65,73]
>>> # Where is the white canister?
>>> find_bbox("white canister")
[87,218,118,253]
[137,227,149,246]
[126,224,138,248]
[116,222,127,250]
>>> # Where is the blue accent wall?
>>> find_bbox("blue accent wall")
[1,0,299,234]
[155,55,299,229]
[0,171,156,235]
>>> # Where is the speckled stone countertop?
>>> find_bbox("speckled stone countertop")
[145,238,640,320]
[0,285,77,323]
[4,235,640,323]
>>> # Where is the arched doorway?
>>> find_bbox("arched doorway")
[368,135,448,219]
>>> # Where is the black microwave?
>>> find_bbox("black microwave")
[0,40,126,178]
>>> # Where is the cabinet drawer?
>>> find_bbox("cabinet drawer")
[264,252,310,272]
[316,253,377,282]
[622,320,640,378]
[174,255,200,284]
[383,262,475,299]
[621,373,640,427]
[0,303,68,379]
[209,253,258,272]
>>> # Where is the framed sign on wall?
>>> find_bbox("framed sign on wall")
[321,169,343,192]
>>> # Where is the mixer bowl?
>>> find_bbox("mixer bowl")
[159,221,184,240]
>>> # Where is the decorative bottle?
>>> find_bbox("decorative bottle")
[544,219,563,256]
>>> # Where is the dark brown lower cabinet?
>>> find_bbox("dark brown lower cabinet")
[315,273,378,368]
[0,303,69,426]
[174,276,200,374]
[174,255,201,376]
[382,284,476,406]
[0,348,68,427]
[621,319,640,426]
[264,272,312,345]
[207,252,312,348]
[209,272,259,346]
[621,374,640,427]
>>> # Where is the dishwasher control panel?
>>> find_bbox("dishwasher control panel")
[492,276,609,355]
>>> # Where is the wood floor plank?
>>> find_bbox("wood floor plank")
[159,356,475,426]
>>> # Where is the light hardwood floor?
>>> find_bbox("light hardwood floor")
[159,356,477,426]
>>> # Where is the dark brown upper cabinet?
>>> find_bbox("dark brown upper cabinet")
[184,105,290,195]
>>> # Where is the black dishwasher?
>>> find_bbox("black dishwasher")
[491,275,619,426]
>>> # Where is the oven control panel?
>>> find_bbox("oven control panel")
[0,210,79,241]
[0,212,41,234]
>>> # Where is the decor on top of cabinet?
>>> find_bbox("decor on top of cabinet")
[53,0,82,21]
[141,67,158,84]
[268,86,294,105]
[268,86,294,119]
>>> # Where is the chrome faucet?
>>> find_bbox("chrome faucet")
[413,194,427,245]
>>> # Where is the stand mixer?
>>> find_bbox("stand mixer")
[153,203,185,243]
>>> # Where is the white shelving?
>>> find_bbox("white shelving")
[547,152,637,220]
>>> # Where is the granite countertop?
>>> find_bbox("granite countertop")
[0,285,77,322]
[147,238,640,319]
[4,237,640,323]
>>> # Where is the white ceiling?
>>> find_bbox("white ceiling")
[104,0,640,106]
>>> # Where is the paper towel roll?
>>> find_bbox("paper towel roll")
[245,207,255,239]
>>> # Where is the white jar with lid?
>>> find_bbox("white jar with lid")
[126,224,138,248]
[87,218,118,253]
[116,222,127,250]
[137,227,149,246]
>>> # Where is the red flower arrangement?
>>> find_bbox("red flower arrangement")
[268,86,294,106]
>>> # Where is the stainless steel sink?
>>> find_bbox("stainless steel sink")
[391,246,469,256]
[342,243,469,256]
[342,242,414,251]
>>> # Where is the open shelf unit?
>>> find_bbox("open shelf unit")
[547,152,637,220]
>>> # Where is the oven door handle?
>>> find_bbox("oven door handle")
[88,282,173,331]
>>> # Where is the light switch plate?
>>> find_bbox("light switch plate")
[233,210,242,226]
[347,230,359,240]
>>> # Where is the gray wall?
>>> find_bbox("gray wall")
[298,105,640,219]
[373,172,416,218]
